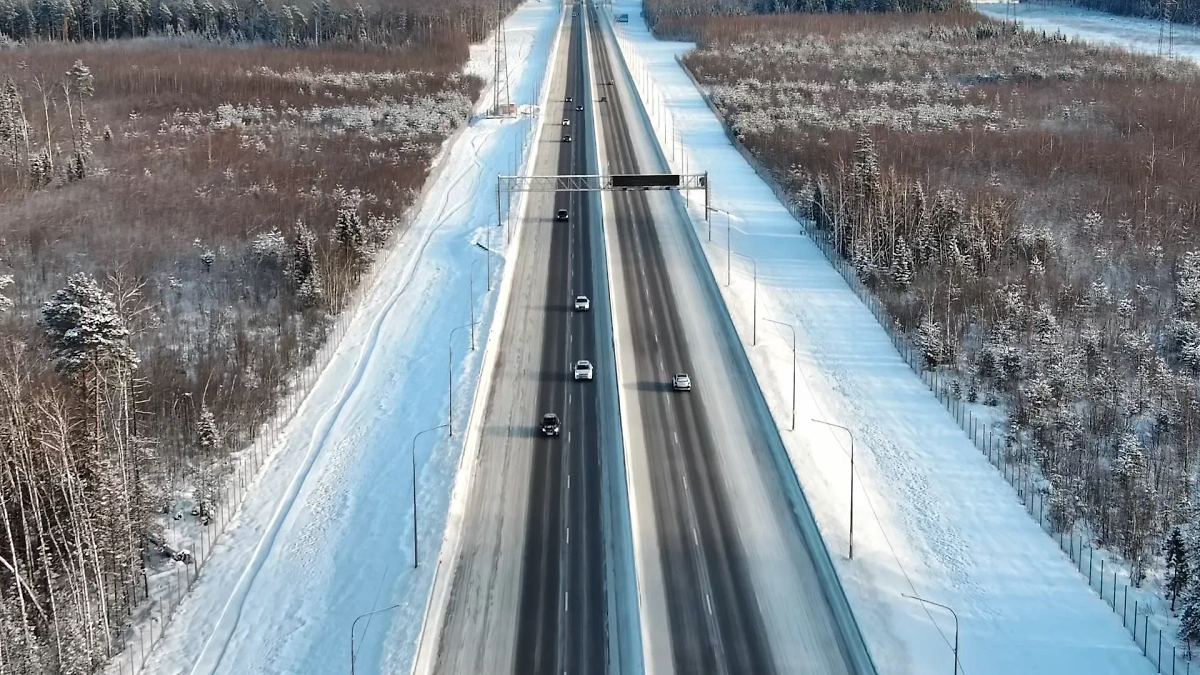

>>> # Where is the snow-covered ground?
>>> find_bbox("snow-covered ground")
[109,2,561,673]
[976,1,1200,63]
[606,1,1160,673]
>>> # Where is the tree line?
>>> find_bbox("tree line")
[0,0,518,45]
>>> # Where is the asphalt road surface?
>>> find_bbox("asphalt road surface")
[429,6,613,674]
[588,2,876,673]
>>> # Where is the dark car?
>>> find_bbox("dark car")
[541,413,561,436]
[565,96,573,103]
[556,208,569,221]
[562,134,572,142]
[575,104,584,112]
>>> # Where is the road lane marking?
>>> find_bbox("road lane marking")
[672,431,678,443]
[682,475,690,493]
[565,591,570,612]
[568,431,572,443]
[692,527,699,547]
[567,527,570,544]
[705,594,713,616]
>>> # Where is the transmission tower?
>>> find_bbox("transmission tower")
[493,0,512,116]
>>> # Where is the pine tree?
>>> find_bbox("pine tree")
[917,312,944,367]
[41,272,137,373]
[291,221,317,287]
[1178,250,1200,317]
[197,403,219,452]
[1167,526,1189,611]
[334,205,368,265]
[0,273,11,313]
[296,266,324,307]
[891,235,914,290]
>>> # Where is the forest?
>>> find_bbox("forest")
[673,8,1200,644]
[0,0,509,671]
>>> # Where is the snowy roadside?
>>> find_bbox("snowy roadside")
[975,1,1200,63]
[102,2,562,674]
[606,2,1159,673]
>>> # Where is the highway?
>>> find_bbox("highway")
[588,2,877,673]
[424,5,616,674]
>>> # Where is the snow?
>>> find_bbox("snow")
[975,1,1200,64]
[111,2,562,673]
[606,1,1161,673]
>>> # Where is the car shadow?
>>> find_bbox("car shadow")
[635,380,671,393]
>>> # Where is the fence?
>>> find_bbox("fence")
[106,39,544,675]
[605,17,1192,675]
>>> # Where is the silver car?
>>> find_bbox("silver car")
[574,360,594,381]
[672,373,691,391]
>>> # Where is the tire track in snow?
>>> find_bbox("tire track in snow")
[187,123,495,675]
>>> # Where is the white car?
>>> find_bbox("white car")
[562,118,571,126]
[672,373,692,391]
[574,295,590,311]
[574,360,594,381]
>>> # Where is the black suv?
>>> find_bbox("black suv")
[541,413,561,436]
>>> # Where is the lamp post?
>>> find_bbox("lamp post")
[706,205,732,243]
[411,424,448,568]
[812,419,855,560]
[731,251,757,345]
[448,321,479,437]
[763,318,795,431]
[350,603,403,675]
[903,594,959,675]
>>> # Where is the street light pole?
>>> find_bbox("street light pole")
[411,424,448,568]
[812,419,855,560]
[351,603,403,675]
[903,594,959,675]
[763,318,796,431]
[731,252,757,345]
[448,321,479,437]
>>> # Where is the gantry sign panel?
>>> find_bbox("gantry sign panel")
[500,173,707,193]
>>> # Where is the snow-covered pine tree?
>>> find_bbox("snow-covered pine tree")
[917,312,945,368]
[811,174,831,231]
[297,266,324,308]
[292,221,317,287]
[41,272,137,373]
[1167,526,1189,611]
[1113,431,1156,585]
[1178,250,1200,317]
[335,205,368,264]
[0,273,11,313]
[197,403,219,452]
[1181,486,1200,639]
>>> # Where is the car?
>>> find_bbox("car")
[574,360,594,381]
[556,208,569,221]
[541,413,561,436]
[562,118,570,126]
[575,104,584,112]
[672,373,692,391]
[565,96,573,102]
[562,134,572,142]
[574,295,590,311]
[607,79,615,85]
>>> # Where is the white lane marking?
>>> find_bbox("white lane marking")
[672,431,678,443]
[654,333,658,344]
[692,527,699,547]
[568,474,571,490]
[682,475,690,493]
[565,591,570,612]
[567,527,571,544]
[568,431,572,444]
[569,393,573,405]
[705,594,713,616]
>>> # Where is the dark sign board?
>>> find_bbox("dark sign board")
[611,174,680,188]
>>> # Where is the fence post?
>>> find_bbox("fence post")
[1100,559,1105,600]
[1124,587,1129,627]
[1089,546,1094,586]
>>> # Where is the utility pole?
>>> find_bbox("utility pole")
[493,0,511,116]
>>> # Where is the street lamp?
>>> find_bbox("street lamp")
[448,321,479,437]
[350,603,402,675]
[706,205,733,243]
[762,318,796,432]
[903,594,959,675]
[730,251,757,345]
[411,424,448,568]
[811,419,855,560]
